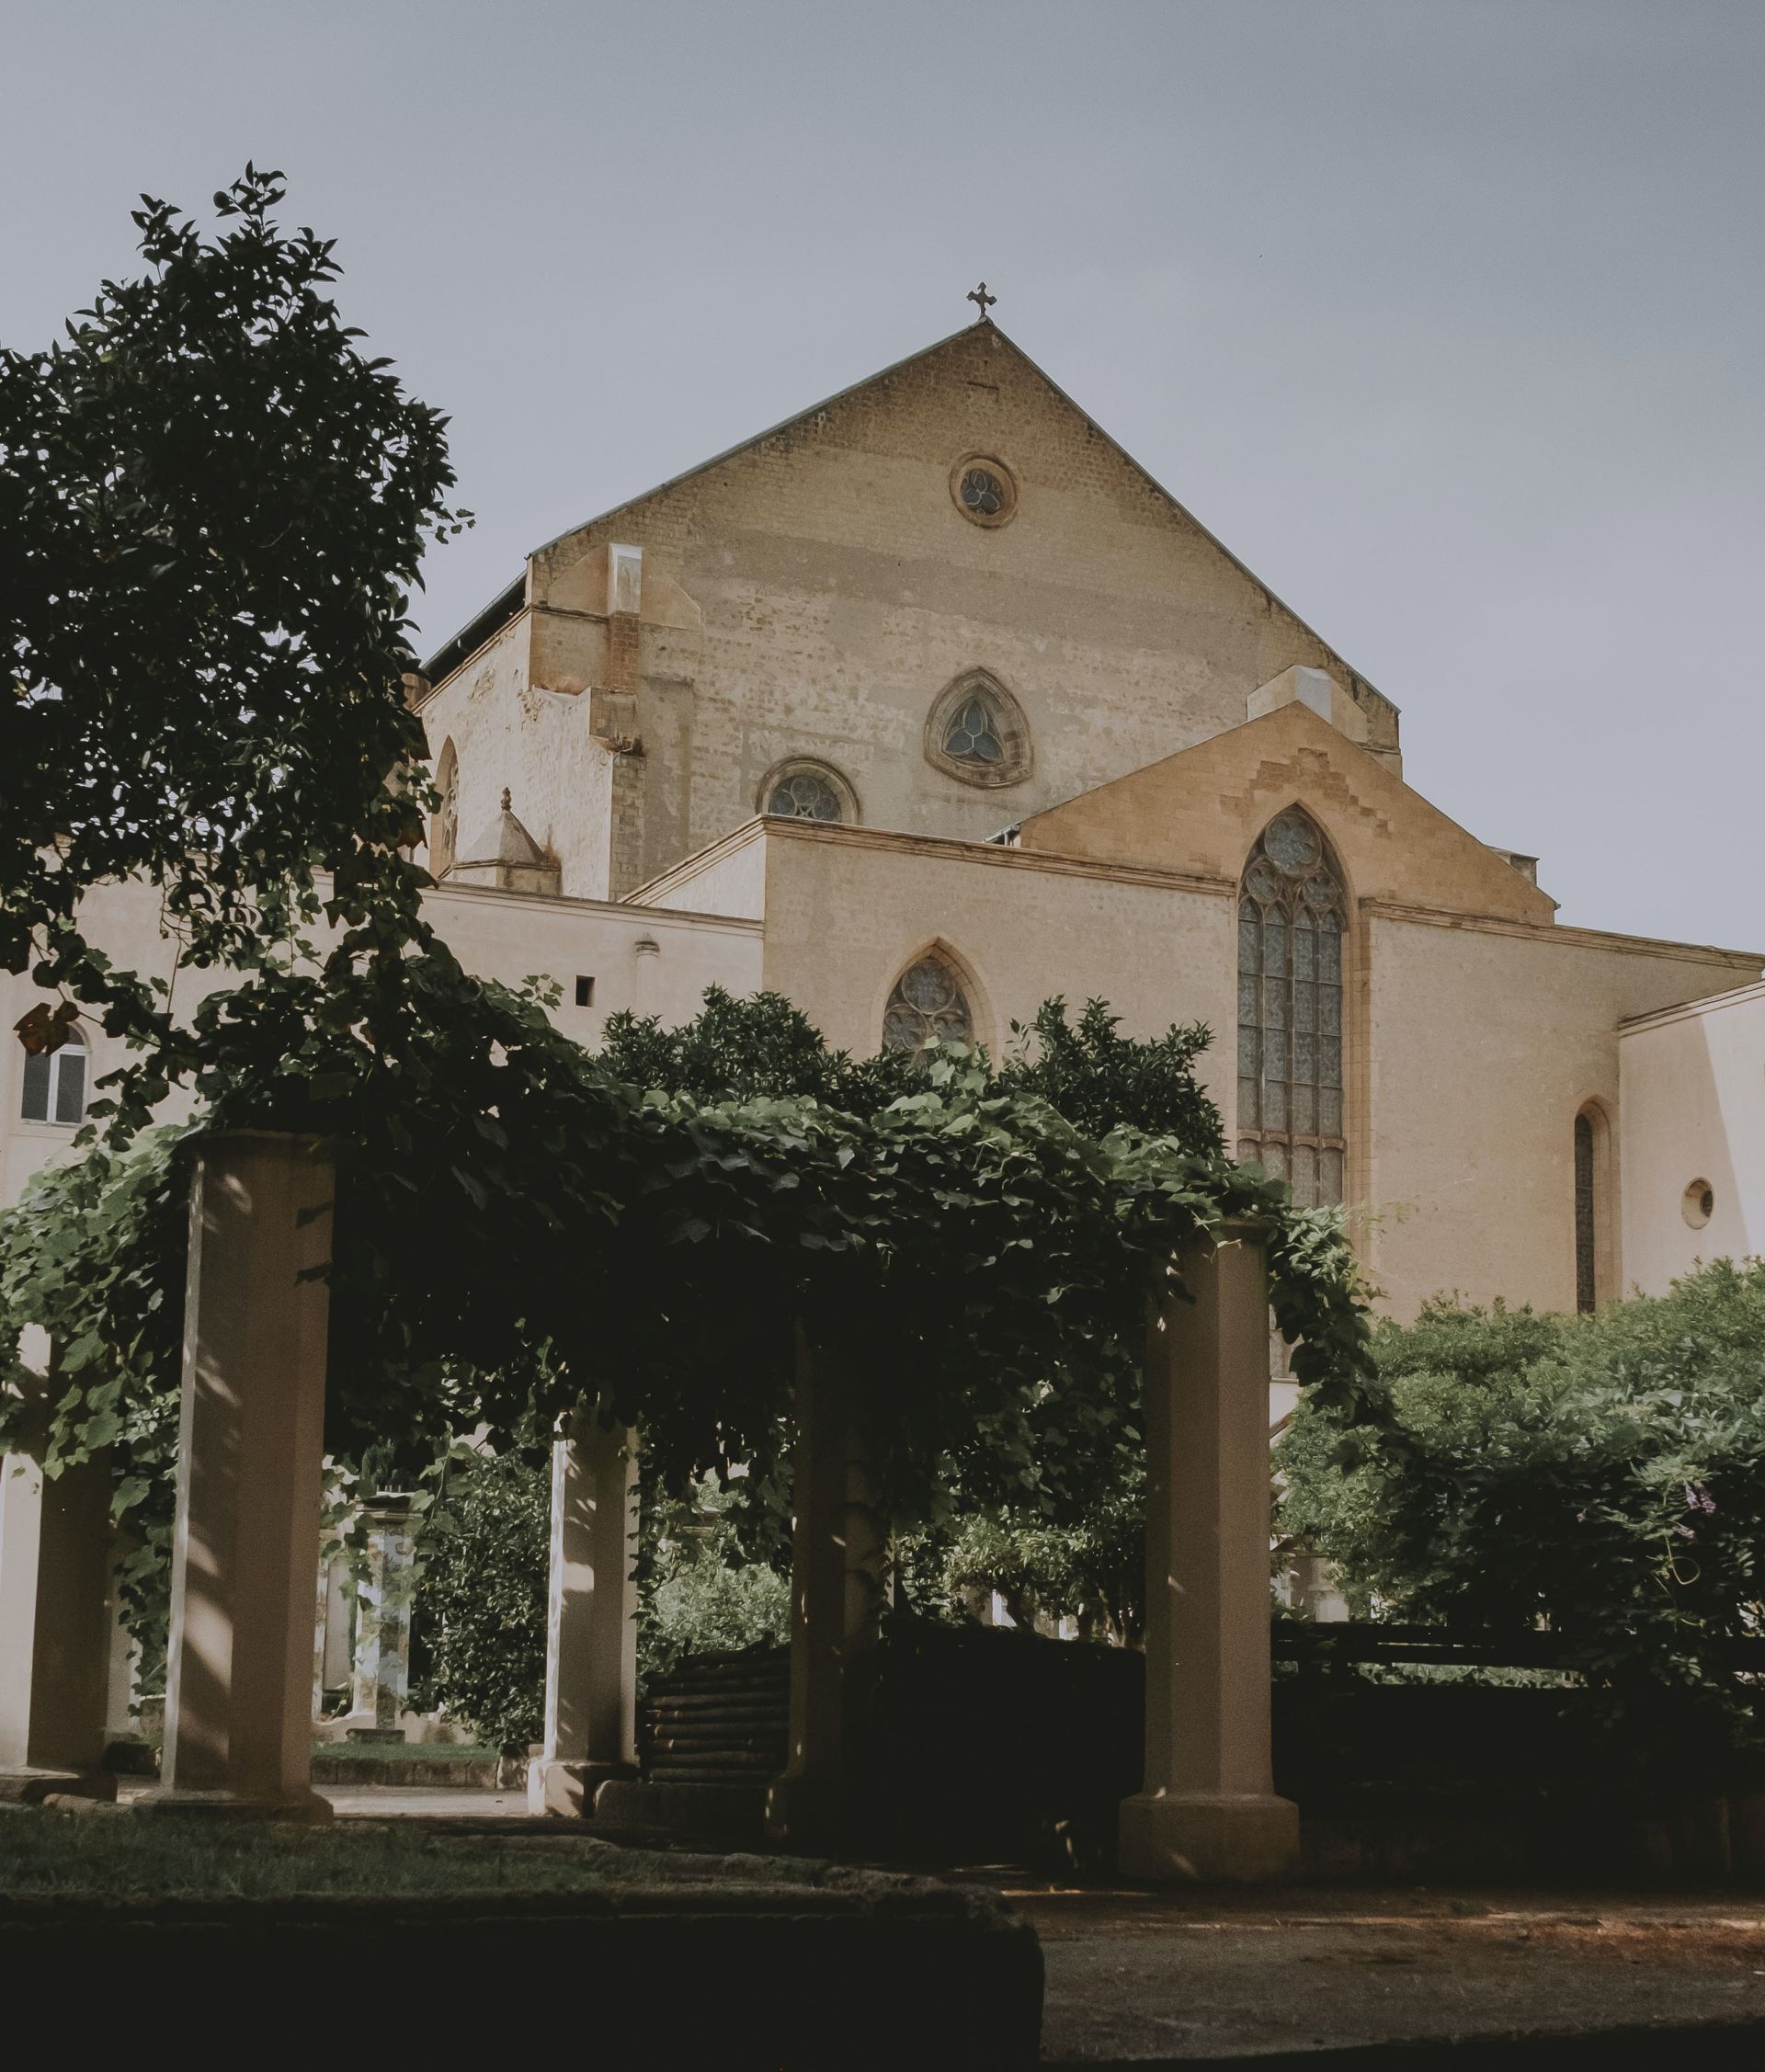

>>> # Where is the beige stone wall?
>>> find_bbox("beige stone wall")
[723,822,1239,1106]
[1618,982,1765,1294]
[1361,914,1759,1319]
[628,816,1759,1326]
[1020,700,1552,927]
[425,325,1400,898]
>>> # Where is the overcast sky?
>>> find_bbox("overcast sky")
[6,1,1760,945]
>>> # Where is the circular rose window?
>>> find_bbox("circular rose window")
[951,453,1018,528]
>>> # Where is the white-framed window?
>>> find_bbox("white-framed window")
[20,1025,88,1125]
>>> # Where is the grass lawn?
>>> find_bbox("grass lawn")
[0,1804,848,1901]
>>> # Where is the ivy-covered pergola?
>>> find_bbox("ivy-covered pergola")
[0,169,1380,1877]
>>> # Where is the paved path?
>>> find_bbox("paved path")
[1008,1882,1765,2062]
[323,1785,530,1818]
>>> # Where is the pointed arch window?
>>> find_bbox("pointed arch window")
[431,739,460,875]
[882,952,974,1061]
[1236,808,1347,1207]
[1574,1112,1597,1313]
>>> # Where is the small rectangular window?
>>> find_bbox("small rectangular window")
[574,975,595,1008]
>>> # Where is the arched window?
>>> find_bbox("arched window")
[1574,1112,1597,1314]
[925,672,1031,789]
[1236,808,1347,1207]
[431,739,460,875]
[20,1024,87,1126]
[758,759,856,824]
[1573,1102,1612,1312]
[882,952,974,1061]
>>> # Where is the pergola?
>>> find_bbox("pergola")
[3,1131,1297,1881]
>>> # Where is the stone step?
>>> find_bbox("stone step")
[594,1778,768,1839]
[648,1748,779,1774]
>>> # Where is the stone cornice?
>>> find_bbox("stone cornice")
[1362,897,1762,970]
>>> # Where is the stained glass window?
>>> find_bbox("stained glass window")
[883,954,974,1060]
[1236,809,1346,1208]
[767,770,844,821]
[961,468,1006,517]
[945,696,1004,765]
[1574,1112,1596,1314]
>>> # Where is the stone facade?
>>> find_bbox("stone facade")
[5,319,1759,1338]
[416,322,1400,899]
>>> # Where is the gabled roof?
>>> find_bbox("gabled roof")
[423,319,1394,714]
[1019,699,1554,927]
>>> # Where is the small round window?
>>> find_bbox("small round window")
[1682,1178,1714,1230]
[951,453,1018,528]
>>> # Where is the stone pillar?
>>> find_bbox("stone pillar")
[1118,1224,1300,1882]
[530,1406,639,1816]
[145,1132,334,1819]
[765,1326,883,1849]
[0,1436,117,1801]
[347,1498,416,1739]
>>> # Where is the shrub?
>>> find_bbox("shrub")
[1276,1259,1765,1708]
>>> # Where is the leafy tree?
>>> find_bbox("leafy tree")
[1276,1260,1765,1707]
[1,166,466,1134]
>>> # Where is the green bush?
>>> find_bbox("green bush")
[408,1450,550,1745]
[1275,1259,1765,1703]
[641,1473,791,1681]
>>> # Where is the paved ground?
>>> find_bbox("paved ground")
[323,1784,530,1817]
[166,1788,1765,2060]
[998,1880,1765,2062]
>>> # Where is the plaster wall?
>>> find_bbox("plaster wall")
[1361,915,1759,1320]
[431,325,1400,897]
[0,878,760,1212]
[418,613,619,902]
[1618,982,1765,1293]
[637,823,769,922]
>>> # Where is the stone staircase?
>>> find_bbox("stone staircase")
[594,1644,790,1839]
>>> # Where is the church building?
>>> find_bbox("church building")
[6,315,1760,1337]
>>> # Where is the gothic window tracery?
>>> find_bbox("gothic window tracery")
[1236,808,1346,1208]
[882,953,974,1061]
[758,759,855,824]
[925,672,1030,789]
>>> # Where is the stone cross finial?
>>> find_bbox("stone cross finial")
[500,787,512,812]
[967,281,996,321]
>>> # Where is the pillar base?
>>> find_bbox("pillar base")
[135,1785,334,1824]
[1117,1790,1299,1884]
[0,1766,119,1805]
[764,1771,846,1850]
[527,1757,636,1817]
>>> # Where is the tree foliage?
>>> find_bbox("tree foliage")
[1,166,466,1121]
[1277,1260,1765,1700]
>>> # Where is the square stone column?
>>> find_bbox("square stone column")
[529,1406,639,1816]
[765,1326,883,1850]
[1118,1224,1300,1882]
[144,1132,335,1820]
[346,1497,416,1739]
[0,1431,117,1802]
